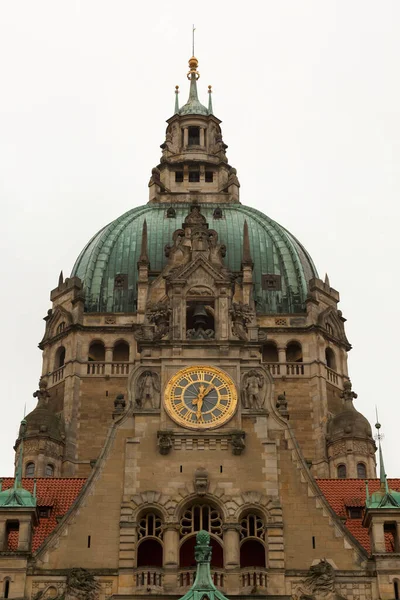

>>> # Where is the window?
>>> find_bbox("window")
[4,579,10,599]
[188,126,200,146]
[347,507,363,519]
[240,513,265,540]
[138,512,163,540]
[175,172,183,183]
[394,580,399,600]
[325,348,336,370]
[54,346,65,369]
[166,206,176,217]
[205,171,214,183]
[45,464,54,478]
[384,522,398,552]
[39,507,51,518]
[357,463,367,479]
[262,342,279,363]
[56,322,65,334]
[113,341,129,362]
[286,342,303,363]
[88,341,105,362]
[337,464,347,479]
[213,207,222,219]
[189,169,200,183]
[180,503,223,538]
[136,511,163,568]
[25,462,35,477]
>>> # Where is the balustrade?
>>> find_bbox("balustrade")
[134,568,163,589]
[111,362,129,375]
[241,568,268,589]
[52,366,64,383]
[266,362,305,376]
[86,362,105,375]
[326,366,339,386]
[177,568,224,589]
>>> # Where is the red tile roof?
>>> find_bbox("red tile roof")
[317,479,400,554]
[1,478,86,552]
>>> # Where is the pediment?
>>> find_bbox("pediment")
[42,305,73,343]
[318,307,350,347]
[166,254,231,287]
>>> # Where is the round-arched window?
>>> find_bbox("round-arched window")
[337,464,347,479]
[25,463,35,477]
[180,503,223,538]
[45,464,55,478]
[357,463,367,479]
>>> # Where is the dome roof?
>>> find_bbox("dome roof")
[72,202,318,314]
[20,405,65,444]
[327,407,373,442]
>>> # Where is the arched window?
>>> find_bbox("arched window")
[88,341,105,362]
[262,342,278,363]
[179,535,223,568]
[25,463,35,477]
[56,322,66,335]
[4,579,10,599]
[180,503,223,538]
[240,513,265,539]
[55,346,66,369]
[394,579,399,600]
[45,464,54,478]
[286,342,303,363]
[357,463,367,479]
[113,341,129,362]
[136,512,163,568]
[337,464,347,479]
[325,348,336,370]
[240,539,266,567]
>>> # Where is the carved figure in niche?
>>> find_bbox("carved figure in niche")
[230,302,253,341]
[242,370,265,409]
[294,560,345,600]
[33,377,51,408]
[147,301,171,340]
[136,371,160,409]
[185,204,207,226]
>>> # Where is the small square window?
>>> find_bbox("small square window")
[347,507,363,519]
[39,508,51,519]
[189,170,200,183]
[205,171,214,183]
[175,171,183,183]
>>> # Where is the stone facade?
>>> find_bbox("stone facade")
[1,55,399,600]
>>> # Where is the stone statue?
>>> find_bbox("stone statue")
[146,301,171,340]
[230,302,253,341]
[136,371,160,409]
[33,377,51,408]
[242,370,265,409]
[157,431,173,455]
[294,560,345,600]
[276,393,289,419]
[231,430,246,455]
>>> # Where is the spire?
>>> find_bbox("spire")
[242,220,253,267]
[58,270,64,287]
[365,415,400,509]
[138,220,150,267]
[0,418,36,507]
[179,530,229,600]
[208,85,213,114]
[324,273,330,287]
[174,85,180,114]
[179,56,209,116]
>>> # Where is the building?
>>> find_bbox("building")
[1,54,400,600]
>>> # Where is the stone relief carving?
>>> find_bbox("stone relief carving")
[230,430,246,455]
[330,441,347,457]
[276,393,289,419]
[194,467,209,496]
[157,431,173,455]
[32,568,99,600]
[294,560,345,600]
[241,370,266,409]
[135,371,160,409]
[230,302,253,341]
[146,301,171,340]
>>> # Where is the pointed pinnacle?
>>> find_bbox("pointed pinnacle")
[242,220,253,267]
[208,85,213,115]
[174,85,179,114]
[138,220,149,267]
[58,270,64,287]
[324,273,330,287]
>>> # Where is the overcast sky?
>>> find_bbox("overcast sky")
[0,1,399,477]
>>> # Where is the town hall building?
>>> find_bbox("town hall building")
[0,54,399,600]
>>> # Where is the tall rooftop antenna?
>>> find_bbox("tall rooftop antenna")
[192,24,196,56]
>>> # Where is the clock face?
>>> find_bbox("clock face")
[164,366,237,429]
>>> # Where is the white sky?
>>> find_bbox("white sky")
[0,1,399,477]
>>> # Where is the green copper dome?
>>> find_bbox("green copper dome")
[71,203,318,314]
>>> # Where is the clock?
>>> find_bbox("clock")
[164,366,237,429]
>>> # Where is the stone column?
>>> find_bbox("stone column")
[200,127,205,146]
[163,524,179,567]
[223,524,240,568]
[18,520,32,552]
[183,127,188,147]
[105,347,113,375]
[371,521,385,553]
[278,347,286,364]
[163,524,180,592]
[0,520,6,551]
